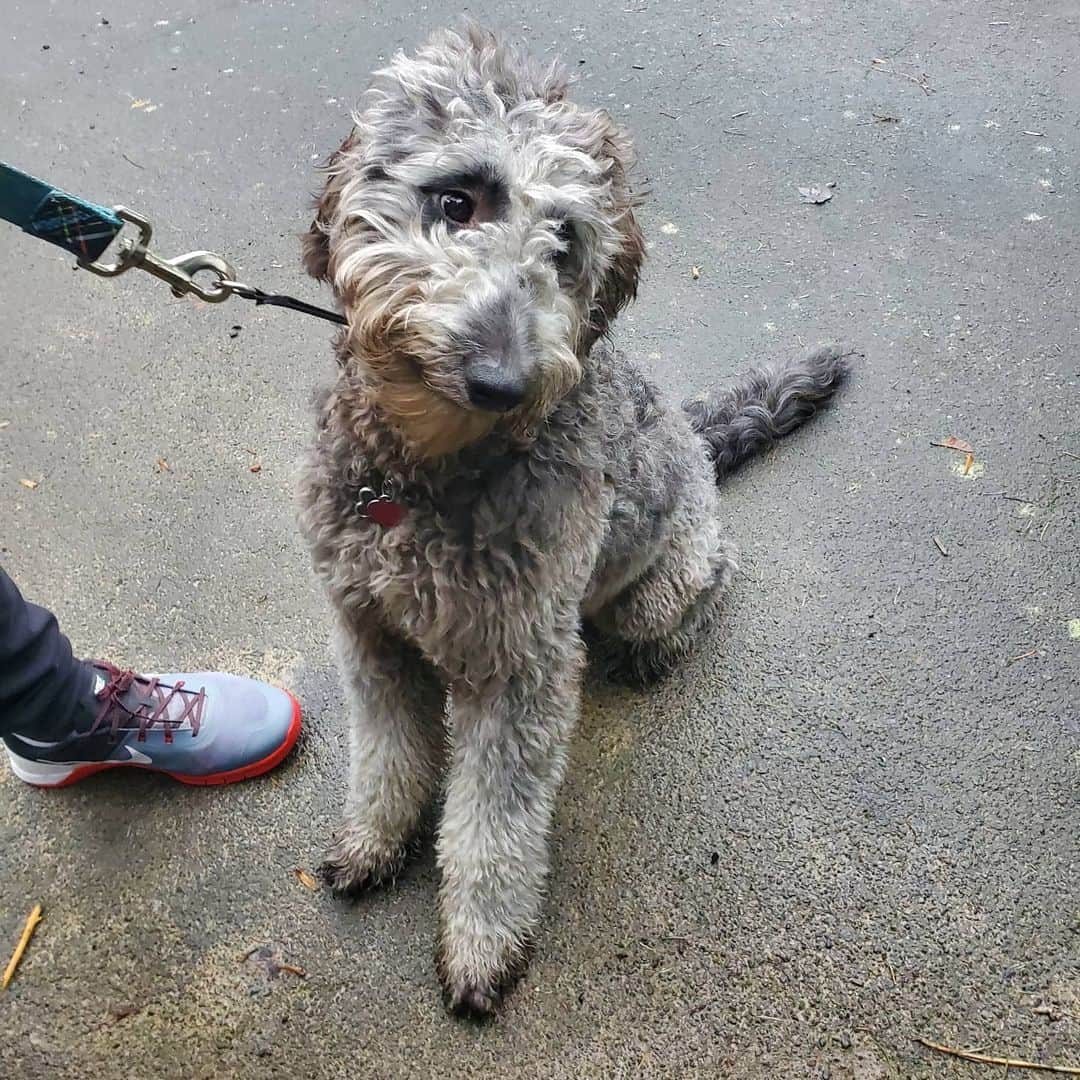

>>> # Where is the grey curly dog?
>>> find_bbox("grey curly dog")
[297,24,848,1017]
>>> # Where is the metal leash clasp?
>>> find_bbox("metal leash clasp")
[77,206,236,303]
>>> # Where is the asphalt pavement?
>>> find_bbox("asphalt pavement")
[1,2,1077,1076]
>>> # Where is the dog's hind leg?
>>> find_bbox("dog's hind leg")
[591,346,848,686]
[590,509,737,687]
[320,616,447,894]
[435,636,584,1017]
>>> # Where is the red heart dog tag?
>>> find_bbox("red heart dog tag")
[365,497,405,528]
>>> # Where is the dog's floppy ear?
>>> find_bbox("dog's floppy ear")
[301,130,361,282]
[592,123,646,332]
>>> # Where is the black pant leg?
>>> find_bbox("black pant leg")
[0,567,91,739]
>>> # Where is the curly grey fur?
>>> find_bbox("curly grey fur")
[296,24,848,1018]
[683,345,848,480]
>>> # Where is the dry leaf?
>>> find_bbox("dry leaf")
[691,265,701,280]
[798,185,833,205]
[293,868,319,891]
[249,462,262,474]
[104,1003,144,1025]
[930,436,974,454]
[242,944,306,980]
[156,458,172,473]
[19,479,39,490]
[962,451,975,476]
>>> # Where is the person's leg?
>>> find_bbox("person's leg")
[0,566,303,787]
[0,566,92,740]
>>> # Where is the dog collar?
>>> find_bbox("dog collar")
[355,480,406,528]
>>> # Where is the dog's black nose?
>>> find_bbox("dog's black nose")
[465,365,527,412]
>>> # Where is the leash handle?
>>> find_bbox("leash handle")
[0,161,123,261]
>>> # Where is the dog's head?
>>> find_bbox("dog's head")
[304,25,644,459]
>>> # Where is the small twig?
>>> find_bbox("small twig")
[121,152,145,169]
[1061,450,1080,461]
[722,129,748,136]
[868,61,934,95]
[916,1035,1080,1075]
[2,905,43,989]
[1022,130,1045,137]
[277,962,307,978]
[932,534,949,557]
[1006,647,1040,665]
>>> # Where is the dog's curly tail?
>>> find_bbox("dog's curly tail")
[682,343,851,480]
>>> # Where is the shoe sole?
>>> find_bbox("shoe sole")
[7,691,303,789]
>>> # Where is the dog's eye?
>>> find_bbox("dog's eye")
[553,220,574,268]
[439,191,474,225]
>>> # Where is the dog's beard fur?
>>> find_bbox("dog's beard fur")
[302,24,644,460]
[337,230,583,458]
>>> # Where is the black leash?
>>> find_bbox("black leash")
[221,282,347,326]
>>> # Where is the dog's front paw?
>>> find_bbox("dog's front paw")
[319,825,405,895]
[435,928,532,1020]
[443,977,500,1020]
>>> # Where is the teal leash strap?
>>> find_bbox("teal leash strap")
[0,161,123,261]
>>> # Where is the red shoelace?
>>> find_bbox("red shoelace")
[89,661,206,743]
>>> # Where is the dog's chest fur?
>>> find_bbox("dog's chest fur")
[298,347,706,680]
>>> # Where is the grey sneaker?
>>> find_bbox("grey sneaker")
[4,661,301,787]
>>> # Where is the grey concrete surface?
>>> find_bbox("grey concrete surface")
[1,2,1077,1077]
